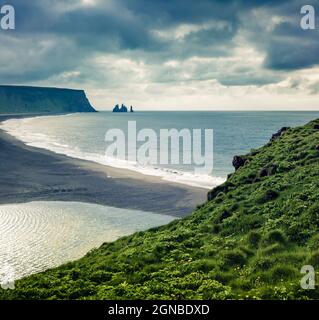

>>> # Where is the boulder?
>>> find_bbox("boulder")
[271,127,290,141]
[258,189,279,204]
[207,183,230,201]
[259,165,277,178]
[232,155,247,170]
[264,190,279,202]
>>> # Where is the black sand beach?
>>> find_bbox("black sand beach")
[0,115,207,217]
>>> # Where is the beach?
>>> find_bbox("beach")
[0,114,207,217]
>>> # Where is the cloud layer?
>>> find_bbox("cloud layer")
[1,0,319,109]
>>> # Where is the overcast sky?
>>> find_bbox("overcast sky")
[1,0,319,110]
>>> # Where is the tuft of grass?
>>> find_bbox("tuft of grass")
[247,231,262,248]
[262,230,287,246]
[223,250,247,267]
[306,251,319,268]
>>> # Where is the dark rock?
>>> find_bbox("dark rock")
[259,168,268,178]
[212,224,221,234]
[113,104,128,113]
[257,189,279,204]
[207,182,234,201]
[264,190,279,202]
[208,186,223,201]
[215,210,232,223]
[227,173,233,179]
[314,124,319,130]
[250,149,259,156]
[259,165,278,178]
[271,127,290,141]
[316,144,319,151]
[232,155,247,170]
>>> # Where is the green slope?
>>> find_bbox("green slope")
[1,119,319,300]
[0,85,96,114]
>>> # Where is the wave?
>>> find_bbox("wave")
[0,116,226,189]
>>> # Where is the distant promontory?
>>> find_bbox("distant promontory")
[0,85,96,114]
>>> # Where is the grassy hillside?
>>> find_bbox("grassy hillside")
[0,85,96,114]
[1,119,319,300]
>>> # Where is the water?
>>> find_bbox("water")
[1,111,319,189]
[0,201,175,282]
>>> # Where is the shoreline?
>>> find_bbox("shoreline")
[0,114,207,217]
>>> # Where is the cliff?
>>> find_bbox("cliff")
[0,85,96,114]
[1,119,319,300]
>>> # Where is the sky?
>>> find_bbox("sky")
[1,0,319,110]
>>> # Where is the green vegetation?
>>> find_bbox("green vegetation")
[1,119,319,300]
[0,85,96,114]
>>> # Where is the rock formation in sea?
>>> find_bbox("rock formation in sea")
[0,85,96,114]
[113,104,128,112]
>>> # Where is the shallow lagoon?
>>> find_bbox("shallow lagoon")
[0,201,175,282]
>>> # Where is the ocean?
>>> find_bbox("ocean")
[1,111,319,189]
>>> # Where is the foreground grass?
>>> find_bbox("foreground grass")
[1,119,319,300]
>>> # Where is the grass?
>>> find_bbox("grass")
[1,119,319,300]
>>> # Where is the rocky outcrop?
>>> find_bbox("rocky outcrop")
[0,85,96,114]
[271,127,290,141]
[113,104,128,113]
[258,165,278,178]
[207,182,235,201]
[232,155,247,171]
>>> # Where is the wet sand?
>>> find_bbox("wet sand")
[0,114,207,217]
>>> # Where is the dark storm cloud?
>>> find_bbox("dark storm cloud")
[241,0,319,71]
[0,0,318,84]
[263,21,319,70]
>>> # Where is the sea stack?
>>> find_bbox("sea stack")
[113,104,128,113]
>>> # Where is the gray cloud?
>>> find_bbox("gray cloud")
[0,0,318,92]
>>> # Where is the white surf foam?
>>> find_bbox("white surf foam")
[0,115,226,189]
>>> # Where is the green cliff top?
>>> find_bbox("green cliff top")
[0,85,96,114]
